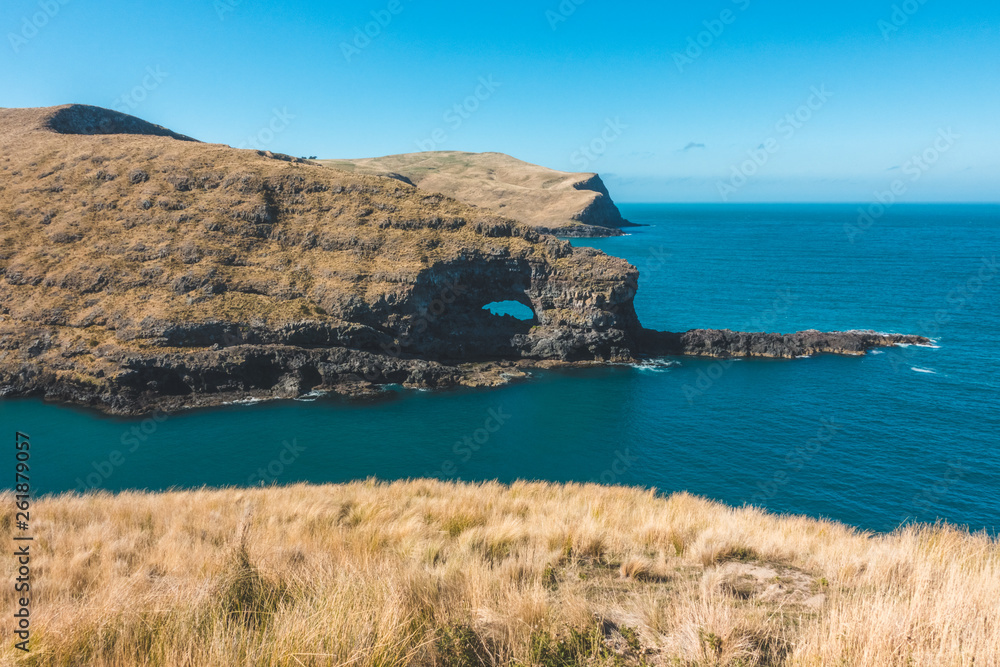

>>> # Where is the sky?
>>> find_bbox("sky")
[1,0,998,202]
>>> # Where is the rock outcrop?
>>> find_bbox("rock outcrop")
[639,328,931,359]
[0,105,929,415]
[42,104,199,141]
[319,151,636,237]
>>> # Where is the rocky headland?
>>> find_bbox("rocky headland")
[0,105,929,414]
[319,151,637,237]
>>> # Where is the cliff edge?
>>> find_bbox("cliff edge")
[319,151,636,237]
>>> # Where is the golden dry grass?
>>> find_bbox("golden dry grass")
[1,480,996,666]
[319,152,621,234]
[0,110,539,330]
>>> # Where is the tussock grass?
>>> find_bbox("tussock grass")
[1,480,996,665]
[320,151,624,234]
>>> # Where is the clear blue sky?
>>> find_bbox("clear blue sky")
[2,0,997,202]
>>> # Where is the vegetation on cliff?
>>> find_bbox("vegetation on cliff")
[319,151,635,237]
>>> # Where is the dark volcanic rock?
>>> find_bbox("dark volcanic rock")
[639,328,932,359]
[44,104,199,141]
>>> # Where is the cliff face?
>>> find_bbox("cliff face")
[319,152,636,237]
[0,106,640,413]
[569,174,631,231]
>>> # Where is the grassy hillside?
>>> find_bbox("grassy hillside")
[319,152,632,236]
[0,106,641,413]
[2,481,996,665]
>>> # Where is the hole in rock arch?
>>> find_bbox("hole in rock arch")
[481,300,535,321]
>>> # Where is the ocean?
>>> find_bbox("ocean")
[3,204,998,533]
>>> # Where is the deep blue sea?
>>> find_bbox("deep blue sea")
[3,204,998,533]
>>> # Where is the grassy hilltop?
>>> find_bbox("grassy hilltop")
[1,481,996,666]
[319,152,634,237]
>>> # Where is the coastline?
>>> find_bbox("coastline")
[0,330,929,416]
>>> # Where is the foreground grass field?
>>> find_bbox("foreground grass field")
[2,481,997,666]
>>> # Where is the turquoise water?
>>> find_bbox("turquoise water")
[4,204,998,533]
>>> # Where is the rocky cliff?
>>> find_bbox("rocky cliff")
[0,105,928,414]
[319,151,636,237]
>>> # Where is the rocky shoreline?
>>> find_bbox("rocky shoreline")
[639,328,931,359]
[0,328,930,416]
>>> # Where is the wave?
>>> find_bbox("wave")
[855,331,940,350]
[294,390,330,402]
[222,397,271,406]
[911,367,937,374]
[631,359,680,373]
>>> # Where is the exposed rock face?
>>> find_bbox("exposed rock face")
[639,329,931,359]
[569,174,632,233]
[319,151,636,237]
[42,104,199,141]
[0,106,929,415]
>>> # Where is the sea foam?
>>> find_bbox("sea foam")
[630,359,680,373]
